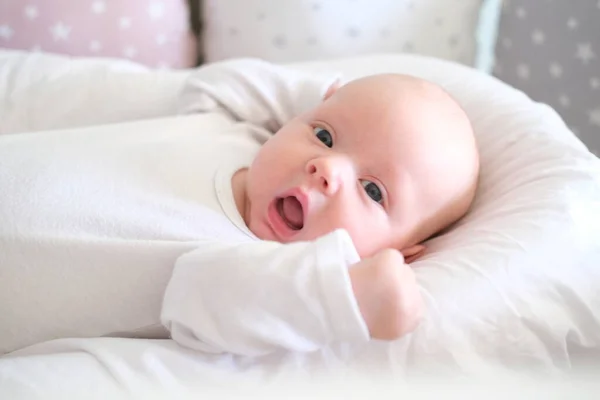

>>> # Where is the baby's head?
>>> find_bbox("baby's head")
[239,73,479,260]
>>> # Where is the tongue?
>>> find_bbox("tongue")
[282,196,303,229]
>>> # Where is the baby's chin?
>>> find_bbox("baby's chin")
[248,217,319,244]
[250,221,378,259]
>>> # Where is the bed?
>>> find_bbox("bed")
[1,49,600,399]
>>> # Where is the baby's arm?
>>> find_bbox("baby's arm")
[178,58,340,136]
[161,230,423,357]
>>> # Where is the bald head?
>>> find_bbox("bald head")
[328,74,480,247]
[244,71,479,259]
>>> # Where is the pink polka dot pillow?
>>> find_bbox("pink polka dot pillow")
[0,0,198,69]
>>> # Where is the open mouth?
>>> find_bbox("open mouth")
[276,196,304,231]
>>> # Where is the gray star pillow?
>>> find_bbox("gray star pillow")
[492,0,600,154]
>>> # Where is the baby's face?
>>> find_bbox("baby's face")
[241,75,477,258]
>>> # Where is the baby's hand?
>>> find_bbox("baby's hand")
[349,249,424,341]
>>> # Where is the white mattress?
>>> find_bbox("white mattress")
[1,49,600,399]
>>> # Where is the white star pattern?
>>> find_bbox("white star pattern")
[531,30,545,45]
[517,64,530,80]
[156,33,167,46]
[591,77,600,90]
[0,25,14,40]
[89,40,102,52]
[123,46,138,59]
[567,17,578,30]
[549,63,563,78]
[589,107,600,127]
[576,43,596,65]
[516,7,527,19]
[92,1,106,14]
[24,5,39,20]
[558,95,571,108]
[119,17,132,29]
[50,22,71,41]
[148,1,165,20]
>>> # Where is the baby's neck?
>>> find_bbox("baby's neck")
[231,168,250,226]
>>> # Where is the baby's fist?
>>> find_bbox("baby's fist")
[349,249,424,341]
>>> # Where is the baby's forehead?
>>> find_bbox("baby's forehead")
[335,77,448,116]
[326,83,469,161]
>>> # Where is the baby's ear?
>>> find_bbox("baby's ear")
[401,244,426,264]
[323,78,341,101]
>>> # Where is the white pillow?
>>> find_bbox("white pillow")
[288,54,600,372]
[202,0,500,70]
[2,50,600,374]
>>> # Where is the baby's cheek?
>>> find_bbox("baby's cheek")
[345,219,390,258]
[307,203,385,255]
[333,214,369,253]
[348,228,377,258]
[304,207,351,242]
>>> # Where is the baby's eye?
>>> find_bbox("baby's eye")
[361,180,383,204]
[314,127,333,148]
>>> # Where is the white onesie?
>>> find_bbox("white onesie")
[0,59,369,356]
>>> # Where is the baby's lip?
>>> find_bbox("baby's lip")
[279,187,310,220]
[276,197,303,230]
[267,188,309,241]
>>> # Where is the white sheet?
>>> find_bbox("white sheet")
[2,337,600,399]
[1,49,600,398]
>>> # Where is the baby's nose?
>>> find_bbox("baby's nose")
[306,156,352,195]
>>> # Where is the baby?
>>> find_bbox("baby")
[230,73,479,340]
[162,59,479,354]
[0,58,478,356]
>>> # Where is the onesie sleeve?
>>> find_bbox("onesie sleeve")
[177,58,341,135]
[160,229,370,357]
